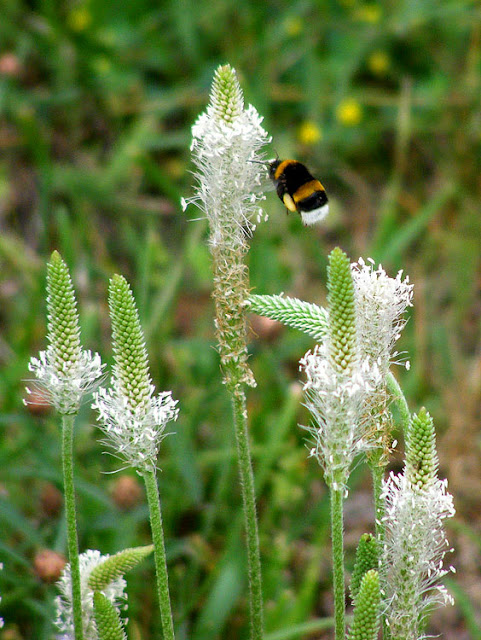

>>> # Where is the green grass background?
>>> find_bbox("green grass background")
[1,0,481,638]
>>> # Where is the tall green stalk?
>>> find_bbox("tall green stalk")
[231,386,263,640]
[144,468,175,640]
[302,249,357,639]
[330,488,345,640]
[62,414,84,640]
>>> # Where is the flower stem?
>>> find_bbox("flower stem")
[371,463,385,542]
[330,487,345,640]
[143,467,175,640]
[231,385,264,640]
[61,414,84,640]
[386,372,410,433]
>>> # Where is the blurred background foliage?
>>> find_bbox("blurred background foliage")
[1,0,481,638]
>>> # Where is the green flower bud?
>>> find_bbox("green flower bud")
[211,64,244,123]
[88,545,153,591]
[350,534,378,602]
[405,407,439,490]
[93,592,127,640]
[347,569,380,640]
[327,248,357,374]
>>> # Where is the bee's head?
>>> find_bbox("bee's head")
[268,158,281,179]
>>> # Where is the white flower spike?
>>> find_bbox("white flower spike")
[93,275,178,471]
[182,64,271,249]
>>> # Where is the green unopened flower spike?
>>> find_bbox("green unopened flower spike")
[26,250,104,414]
[210,65,244,124]
[327,247,357,374]
[93,275,179,472]
[405,407,438,489]
[93,592,127,640]
[88,545,153,591]
[350,534,378,603]
[347,570,380,640]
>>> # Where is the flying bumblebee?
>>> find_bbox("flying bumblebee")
[268,159,329,226]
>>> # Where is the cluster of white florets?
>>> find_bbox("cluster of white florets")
[352,257,413,377]
[93,381,179,471]
[381,472,455,637]
[301,343,382,491]
[27,348,104,415]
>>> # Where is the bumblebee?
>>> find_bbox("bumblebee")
[268,159,329,226]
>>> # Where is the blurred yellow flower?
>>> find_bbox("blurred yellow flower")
[355,4,382,23]
[368,50,390,75]
[68,6,92,32]
[336,99,362,126]
[298,121,322,145]
[284,16,303,37]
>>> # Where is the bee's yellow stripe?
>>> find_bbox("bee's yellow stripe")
[274,160,297,180]
[293,180,325,203]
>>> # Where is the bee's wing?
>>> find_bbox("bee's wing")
[250,163,276,194]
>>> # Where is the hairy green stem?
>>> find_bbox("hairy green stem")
[371,463,385,543]
[143,468,175,640]
[61,414,84,640]
[330,487,345,640]
[386,372,410,433]
[231,385,264,640]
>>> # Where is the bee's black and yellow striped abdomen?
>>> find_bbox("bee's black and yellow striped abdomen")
[268,159,329,226]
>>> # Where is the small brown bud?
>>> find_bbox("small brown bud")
[40,483,63,518]
[0,53,22,77]
[34,549,66,583]
[110,474,143,511]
